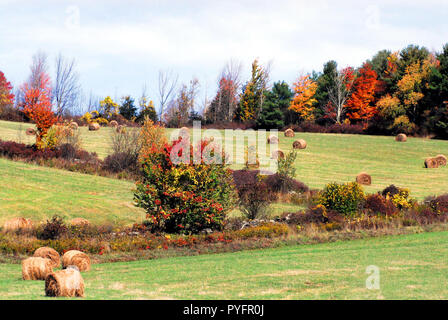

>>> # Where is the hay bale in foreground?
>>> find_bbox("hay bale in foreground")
[425,157,439,169]
[271,150,285,160]
[62,250,90,272]
[435,154,447,167]
[88,122,100,131]
[45,267,85,297]
[245,159,260,170]
[69,122,78,130]
[284,129,295,137]
[109,120,118,128]
[267,135,279,144]
[70,218,90,227]
[395,133,407,142]
[22,257,53,280]
[293,139,307,149]
[33,247,60,268]
[3,218,33,233]
[356,172,372,186]
[25,128,36,136]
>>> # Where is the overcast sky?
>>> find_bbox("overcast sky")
[1,0,447,111]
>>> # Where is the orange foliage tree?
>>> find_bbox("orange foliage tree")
[289,74,318,121]
[346,63,379,123]
[0,71,14,108]
[20,72,58,143]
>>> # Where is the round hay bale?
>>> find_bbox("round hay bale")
[45,267,85,297]
[245,159,260,170]
[109,120,118,128]
[69,122,78,130]
[62,250,90,272]
[356,172,372,186]
[25,128,36,136]
[435,154,447,167]
[88,122,100,131]
[33,247,60,269]
[271,150,285,160]
[293,139,307,149]
[70,218,90,227]
[22,257,53,281]
[425,157,439,169]
[395,133,407,142]
[2,217,32,233]
[267,135,279,144]
[284,128,295,138]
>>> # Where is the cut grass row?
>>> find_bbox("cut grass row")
[0,231,447,299]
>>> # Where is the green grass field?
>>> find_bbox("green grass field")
[1,231,447,299]
[1,119,447,199]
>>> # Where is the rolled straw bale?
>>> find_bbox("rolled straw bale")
[62,250,90,272]
[69,122,78,130]
[45,267,85,297]
[22,257,53,280]
[271,150,285,160]
[284,128,295,138]
[356,172,372,186]
[395,133,407,142]
[33,247,60,269]
[109,120,118,128]
[70,218,90,227]
[435,154,447,167]
[293,139,307,149]
[2,218,33,232]
[267,135,279,144]
[25,128,36,136]
[425,157,439,169]
[88,122,100,131]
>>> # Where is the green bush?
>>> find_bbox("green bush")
[318,182,365,216]
[134,138,237,234]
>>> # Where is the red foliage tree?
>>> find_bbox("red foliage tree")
[346,63,379,123]
[20,72,57,143]
[0,71,15,108]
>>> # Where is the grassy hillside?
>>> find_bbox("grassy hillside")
[1,119,447,199]
[1,231,447,299]
[0,158,145,225]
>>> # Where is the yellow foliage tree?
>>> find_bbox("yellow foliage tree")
[289,75,318,121]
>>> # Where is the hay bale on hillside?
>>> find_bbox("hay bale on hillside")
[33,247,60,268]
[425,157,439,168]
[271,150,285,160]
[109,120,118,128]
[3,218,33,233]
[88,123,100,131]
[395,133,407,142]
[435,154,447,167]
[245,159,260,170]
[284,129,295,137]
[25,128,36,136]
[70,218,90,227]
[45,266,85,297]
[22,257,53,280]
[267,135,279,144]
[62,250,90,272]
[356,172,372,186]
[69,122,78,130]
[293,139,307,149]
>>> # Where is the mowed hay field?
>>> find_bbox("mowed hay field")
[0,158,145,225]
[1,119,448,199]
[1,231,447,299]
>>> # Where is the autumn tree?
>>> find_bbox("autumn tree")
[289,74,318,121]
[164,78,199,127]
[346,63,379,124]
[99,96,119,119]
[234,59,270,122]
[326,67,355,123]
[20,72,57,143]
[205,77,239,123]
[0,71,14,110]
[137,93,158,123]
